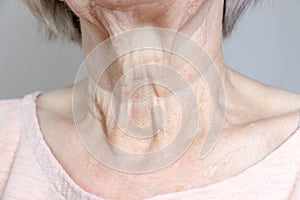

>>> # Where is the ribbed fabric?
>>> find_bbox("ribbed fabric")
[0,92,300,200]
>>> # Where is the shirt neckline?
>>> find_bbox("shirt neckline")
[21,91,300,199]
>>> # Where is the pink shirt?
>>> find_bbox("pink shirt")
[1,92,300,200]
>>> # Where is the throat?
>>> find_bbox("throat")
[84,72,207,153]
[73,0,225,172]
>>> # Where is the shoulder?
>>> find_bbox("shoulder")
[0,97,23,193]
[228,67,300,119]
[264,85,300,115]
[0,95,25,147]
[37,84,76,121]
[0,97,22,110]
[0,97,22,131]
[225,68,300,153]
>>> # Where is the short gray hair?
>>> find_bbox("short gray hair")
[23,0,258,45]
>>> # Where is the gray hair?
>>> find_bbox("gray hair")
[23,0,258,45]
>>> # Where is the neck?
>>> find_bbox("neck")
[73,0,226,167]
[80,0,224,59]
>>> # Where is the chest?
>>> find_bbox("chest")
[38,110,298,200]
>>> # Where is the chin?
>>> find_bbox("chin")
[94,0,170,9]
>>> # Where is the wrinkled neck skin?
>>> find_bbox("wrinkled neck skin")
[70,0,226,156]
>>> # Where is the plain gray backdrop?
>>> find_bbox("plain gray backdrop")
[0,0,299,99]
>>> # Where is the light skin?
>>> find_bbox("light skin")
[37,0,300,199]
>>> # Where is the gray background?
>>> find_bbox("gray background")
[0,0,299,99]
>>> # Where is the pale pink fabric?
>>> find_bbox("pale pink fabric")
[1,92,300,200]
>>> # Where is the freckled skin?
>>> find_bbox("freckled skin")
[36,0,300,199]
